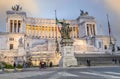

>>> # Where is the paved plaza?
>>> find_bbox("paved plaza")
[0,66,120,79]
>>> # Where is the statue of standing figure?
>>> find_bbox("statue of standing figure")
[59,19,72,39]
[19,37,23,46]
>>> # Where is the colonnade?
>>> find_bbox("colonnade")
[25,25,78,38]
[86,24,96,36]
[9,20,22,33]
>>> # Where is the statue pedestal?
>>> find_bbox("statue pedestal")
[59,39,77,67]
[18,45,26,61]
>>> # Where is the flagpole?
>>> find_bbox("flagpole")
[107,14,112,45]
[106,14,115,53]
[55,10,59,53]
[55,10,57,40]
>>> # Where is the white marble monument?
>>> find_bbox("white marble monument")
[59,39,77,67]
[58,20,77,67]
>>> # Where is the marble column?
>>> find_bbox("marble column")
[44,26,47,38]
[52,27,53,38]
[47,26,49,38]
[71,27,73,38]
[6,19,9,32]
[33,26,35,37]
[27,26,29,36]
[90,24,93,36]
[89,25,91,36]
[16,20,18,33]
[42,26,44,38]
[43,26,45,38]
[29,26,31,37]
[40,26,41,38]
[73,27,75,38]
[76,27,78,38]
[20,21,22,33]
[49,27,51,38]
[75,27,77,38]
[37,26,39,37]
[91,25,93,35]
[36,26,38,37]
[39,26,41,38]
[34,26,36,37]
[86,25,88,36]
[92,25,94,36]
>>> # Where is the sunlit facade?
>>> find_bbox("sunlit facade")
[0,6,117,66]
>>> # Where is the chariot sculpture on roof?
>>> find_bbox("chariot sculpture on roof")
[80,10,88,16]
[12,4,22,11]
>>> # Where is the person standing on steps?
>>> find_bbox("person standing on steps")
[87,59,91,67]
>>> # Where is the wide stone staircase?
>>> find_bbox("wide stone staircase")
[75,53,120,66]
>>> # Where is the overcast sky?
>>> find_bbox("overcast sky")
[0,0,120,45]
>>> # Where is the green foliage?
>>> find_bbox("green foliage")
[5,64,14,69]
[1,62,14,69]
[0,62,23,69]
[53,65,59,67]
[17,64,23,68]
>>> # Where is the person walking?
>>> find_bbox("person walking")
[49,62,53,67]
[1,63,4,72]
[13,62,16,71]
[44,62,46,68]
[39,61,41,69]
[23,61,26,70]
[118,59,120,65]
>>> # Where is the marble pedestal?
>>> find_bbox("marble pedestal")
[59,39,77,67]
[18,45,26,61]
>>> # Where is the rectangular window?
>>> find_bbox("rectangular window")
[9,38,14,41]
[10,44,13,50]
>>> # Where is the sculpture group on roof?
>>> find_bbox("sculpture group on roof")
[12,4,22,11]
[80,10,88,16]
